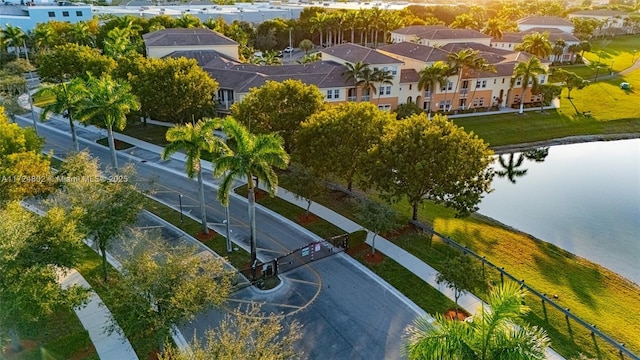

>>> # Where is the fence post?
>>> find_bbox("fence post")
[541,294,548,323]
[565,309,573,337]
[590,325,601,359]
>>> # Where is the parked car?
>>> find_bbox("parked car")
[283,46,294,53]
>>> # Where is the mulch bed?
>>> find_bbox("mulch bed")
[195,229,216,241]
[254,189,268,201]
[444,307,471,321]
[296,213,318,225]
[347,242,385,263]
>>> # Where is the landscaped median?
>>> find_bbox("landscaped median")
[244,176,640,360]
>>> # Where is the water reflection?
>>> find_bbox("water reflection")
[494,147,549,184]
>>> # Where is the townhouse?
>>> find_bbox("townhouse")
[492,27,580,63]
[567,9,631,36]
[144,27,550,115]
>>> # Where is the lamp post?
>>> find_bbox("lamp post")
[610,60,614,75]
[632,49,637,64]
[594,65,601,82]
[178,193,183,223]
[23,39,37,135]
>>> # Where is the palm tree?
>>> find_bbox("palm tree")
[483,18,504,40]
[32,23,57,51]
[70,21,95,47]
[345,11,358,44]
[358,67,378,102]
[1,25,26,59]
[468,58,497,107]
[36,78,88,152]
[405,282,550,360]
[162,120,225,235]
[447,49,482,110]
[552,39,566,63]
[175,14,202,29]
[374,68,394,104]
[516,32,552,59]
[359,9,373,46]
[370,7,384,47]
[103,27,137,59]
[418,62,450,118]
[342,61,369,101]
[76,74,140,170]
[511,57,547,114]
[310,12,329,48]
[213,117,289,278]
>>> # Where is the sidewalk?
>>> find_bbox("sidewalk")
[32,111,565,359]
[59,270,138,360]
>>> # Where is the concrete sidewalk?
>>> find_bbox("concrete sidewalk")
[59,270,138,360]
[34,111,564,359]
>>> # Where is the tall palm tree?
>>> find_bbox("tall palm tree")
[358,67,378,102]
[162,120,225,235]
[374,68,394,104]
[405,282,550,360]
[213,117,289,278]
[418,62,450,118]
[345,11,358,44]
[511,57,546,114]
[310,12,329,47]
[70,21,95,47]
[103,27,137,59]
[36,78,88,152]
[447,49,481,110]
[76,74,140,170]
[1,25,27,59]
[370,7,384,47]
[342,61,369,101]
[483,18,504,40]
[552,39,566,63]
[516,32,552,59]
[359,9,373,46]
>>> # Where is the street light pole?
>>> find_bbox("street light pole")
[594,65,601,82]
[23,40,38,135]
[178,193,183,223]
[225,205,232,253]
[610,60,614,75]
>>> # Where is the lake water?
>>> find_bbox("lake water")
[478,139,640,285]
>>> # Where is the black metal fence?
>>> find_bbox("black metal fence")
[410,219,640,360]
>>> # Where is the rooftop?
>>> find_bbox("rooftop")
[321,43,402,65]
[517,16,574,27]
[143,28,237,47]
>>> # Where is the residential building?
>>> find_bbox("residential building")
[491,28,580,63]
[143,28,240,60]
[390,25,492,47]
[517,16,575,34]
[0,2,92,31]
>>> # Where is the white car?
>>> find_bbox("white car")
[283,47,294,53]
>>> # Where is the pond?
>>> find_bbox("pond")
[478,139,640,285]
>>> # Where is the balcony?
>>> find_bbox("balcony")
[459,89,469,97]
[348,96,357,102]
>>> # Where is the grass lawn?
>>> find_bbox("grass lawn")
[453,69,640,147]
[121,119,171,147]
[584,35,640,72]
[31,93,54,108]
[5,306,98,360]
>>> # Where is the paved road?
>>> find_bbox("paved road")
[16,116,422,359]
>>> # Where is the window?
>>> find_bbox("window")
[409,84,412,90]
[48,11,55,17]
[438,100,451,110]
[516,77,522,86]
[539,76,545,84]
[494,79,497,84]
[475,80,487,88]
[379,87,384,95]
[326,90,339,99]
[63,11,69,17]
[385,86,391,95]
[442,81,453,91]
[378,104,391,111]
[76,10,83,16]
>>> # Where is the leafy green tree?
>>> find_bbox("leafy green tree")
[1,25,26,59]
[450,13,479,30]
[299,38,314,53]
[3,58,35,75]
[284,164,325,216]
[296,102,394,191]
[162,119,226,235]
[515,32,552,58]
[160,303,302,360]
[366,114,493,221]
[175,14,203,28]
[436,254,485,317]
[405,283,550,360]
[103,27,138,59]
[32,23,58,51]
[48,161,144,282]
[142,57,218,123]
[35,78,88,152]
[0,202,88,352]
[76,74,140,170]
[355,198,400,254]
[36,44,116,83]
[553,69,589,115]
[230,79,324,154]
[106,236,232,354]
[532,83,561,112]
[213,117,289,278]
[395,102,423,120]
[511,57,547,114]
